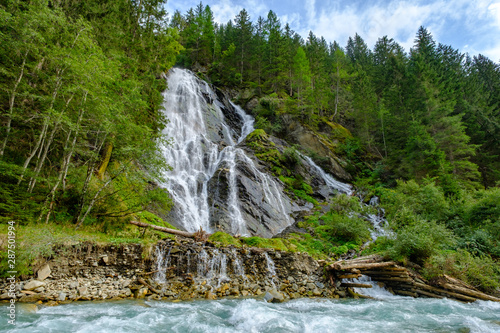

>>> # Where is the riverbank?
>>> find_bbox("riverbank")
[0,238,342,306]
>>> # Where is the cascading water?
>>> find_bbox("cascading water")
[231,249,247,280]
[160,68,291,236]
[154,244,172,284]
[352,275,400,299]
[301,154,389,242]
[301,155,353,195]
[263,252,278,289]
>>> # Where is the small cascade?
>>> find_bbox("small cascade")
[154,245,172,284]
[196,249,229,287]
[352,275,401,299]
[263,252,278,289]
[301,155,353,195]
[197,249,209,278]
[207,249,229,287]
[301,153,390,242]
[231,249,247,280]
[365,196,391,242]
[186,252,192,275]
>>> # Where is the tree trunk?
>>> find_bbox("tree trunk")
[75,173,116,229]
[28,93,74,192]
[129,220,198,238]
[1,50,28,157]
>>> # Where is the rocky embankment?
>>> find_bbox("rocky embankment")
[0,238,344,305]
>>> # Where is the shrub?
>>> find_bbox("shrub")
[389,220,456,264]
[423,249,500,293]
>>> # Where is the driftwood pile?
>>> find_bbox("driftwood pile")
[327,255,500,303]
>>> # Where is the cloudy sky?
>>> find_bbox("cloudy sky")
[165,0,500,62]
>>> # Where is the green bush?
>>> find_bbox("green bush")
[423,249,500,293]
[280,146,301,169]
[389,220,456,264]
[381,179,450,222]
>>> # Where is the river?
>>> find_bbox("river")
[4,297,500,332]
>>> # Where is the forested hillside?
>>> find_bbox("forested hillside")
[1,1,499,292]
[0,0,182,226]
[172,4,500,190]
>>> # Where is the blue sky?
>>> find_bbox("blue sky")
[165,0,500,62]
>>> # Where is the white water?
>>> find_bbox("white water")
[154,245,171,284]
[263,253,278,289]
[301,154,390,242]
[160,69,290,235]
[8,298,500,333]
[301,155,353,195]
[352,275,399,299]
[195,249,230,287]
[231,249,247,280]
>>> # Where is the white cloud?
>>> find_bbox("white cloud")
[211,0,242,24]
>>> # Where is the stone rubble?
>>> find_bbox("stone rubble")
[0,239,350,306]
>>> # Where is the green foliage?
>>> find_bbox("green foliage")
[209,231,241,247]
[240,236,289,251]
[137,211,177,230]
[388,220,456,264]
[0,0,181,227]
[423,249,500,292]
[381,179,450,223]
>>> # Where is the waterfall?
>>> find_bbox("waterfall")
[365,196,392,241]
[160,68,291,235]
[263,252,278,288]
[197,249,209,278]
[196,249,229,287]
[301,155,353,195]
[301,154,390,242]
[154,245,172,284]
[231,249,247,280]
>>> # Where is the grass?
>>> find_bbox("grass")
[0,218,171,277]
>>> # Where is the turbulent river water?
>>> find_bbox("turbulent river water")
[5,297,500,333]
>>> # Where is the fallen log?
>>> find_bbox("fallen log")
[439,283,500,302]
[362,270,410,277]
[370,277,414,283]
[130,220,210,241]
[414,282,477,302]
[415,289,444,299]
[337,274,362,279]
[329,261,397,271]
[344,255,384,264]
[340,282,373,288]
[393,289,418,297]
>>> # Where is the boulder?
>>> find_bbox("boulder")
[57,292,66,301]
[37,264,51,281]
[23,280,45,291]
[263,289,285,303]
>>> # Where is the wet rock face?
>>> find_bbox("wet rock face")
[207,157,294,238]
[287,121,351,181]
